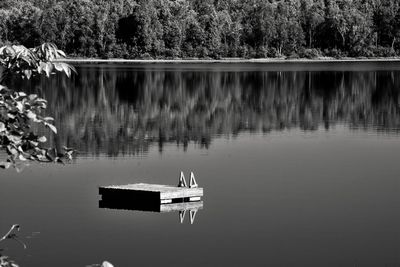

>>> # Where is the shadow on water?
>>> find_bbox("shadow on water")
[8,63,400,157]
[99,198,203,224]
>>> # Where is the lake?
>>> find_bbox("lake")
[1,62,400,266]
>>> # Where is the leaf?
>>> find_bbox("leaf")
[44,62,52,77]
[54,63,63,72]
[35,98,47,103]
[57,50,66,58]
[45,123,57,134]
[16,101,23,112]
[0,122,5,132]
[43,117,54,121]
[62,63,76,77]
[64,151,73,161]
[101,261,114,267]
[7,145,18,156]
[37,136,47,143]
[38,62,46,73]
[45,148,57,161]
[8,134,22,144]
[29,140,39,147]
[24,69,32,79]
[29,94,38,100]
[0,162,11,169]
[26,110,37,120]
[63,146,74,152]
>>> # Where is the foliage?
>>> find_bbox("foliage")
[0,43,75,168]
[86,261,114,267]
[0,0,399,58]
[0,225,22,267]
[0,256,18,267]
[298,48,321,58]
[0,43,75,82]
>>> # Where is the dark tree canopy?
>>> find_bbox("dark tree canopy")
[1,0,399,59]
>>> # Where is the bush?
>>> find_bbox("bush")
[164,48,181,59]
[323,48,346,58]
[299,48,321,59]
[372,46,397,57]
[255,46,268,58]
[237,46,249,58]
[247,47,257,58]
[361,46,376,58]
[196,47,209,58]
[267,47,279,58]
[139,52,153,60]
[286,52,300,59]
[111,43,129,59]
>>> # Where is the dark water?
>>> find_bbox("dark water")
[1,62,400,266]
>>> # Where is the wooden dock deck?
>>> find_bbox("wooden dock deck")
[99,183,204,204]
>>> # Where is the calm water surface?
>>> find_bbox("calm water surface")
[1,62,400,266]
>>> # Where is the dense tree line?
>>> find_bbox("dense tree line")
[1,0,400,58]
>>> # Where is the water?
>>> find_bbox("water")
[1,62,400,266]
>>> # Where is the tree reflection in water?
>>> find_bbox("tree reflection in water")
[8,65,400,157]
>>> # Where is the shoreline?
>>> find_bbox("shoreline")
[55,57,400,64]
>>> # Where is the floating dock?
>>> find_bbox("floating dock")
[99,183,203,205]
[99,172,203,223]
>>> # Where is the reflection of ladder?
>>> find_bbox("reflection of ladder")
[178,171,199,224]
[179,209,198,224]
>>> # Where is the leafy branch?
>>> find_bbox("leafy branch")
[0,225,24,267]
[0,43,75,82]
[0,255,18,267]
[0,225,25,249]
[0,43,76,169]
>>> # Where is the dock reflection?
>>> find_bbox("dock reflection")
[99,199,203,224]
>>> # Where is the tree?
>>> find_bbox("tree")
[6,1,42,47]
[157,0,183,57]
[274,0,304,55]
[347,4,374,56]
[242,0,276,54]
[92,0,117,57]
[0,9,10,46]
[217,10,233,57]
[40,2,71,51]
[190,0,221,57]
[300,0,324,48]
[116,0,164,57]
[182,10,206,57]
[63,0,97,57]
[373,0,400,48]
